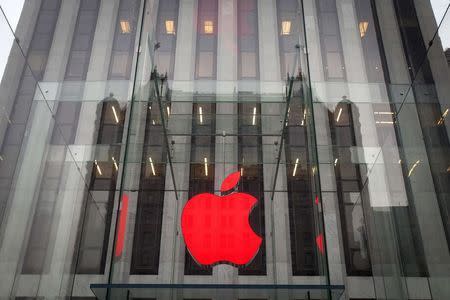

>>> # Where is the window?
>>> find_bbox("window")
[185,102,216,275]
[237,0,259,79]
[316,0,345,80]
[109,0,141,79]
[153,0,179,78]
[195,0,218,79]
[276,0,301,78]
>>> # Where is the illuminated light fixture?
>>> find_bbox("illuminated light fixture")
[114,194,129,258]
[408,160,421,177]
[303,108,307,120]
[336,108,343,122]
[152,120,156,125]
[376,121,394,124]
[165,20,175,35]
[204,20,214,34]
[359,21,369,38]
[312,166,316,175]
[436,108,448,125]
[334,158,338,166]
[112,106,119,124]
[240,167,244,176]
[301,120,304,126]
[120,20,131,33]
[94,160,102,176]
[199,106,203,124]
[292,158,300,177]
[149,105,152,110]
[149,157,156,176]
[398,159,402,164]
[252,107,257,125]
[167,106,170,116]
[281,21,291,35]
[112,156,119,171]
[204,157,208,176]
[374,111,395,115]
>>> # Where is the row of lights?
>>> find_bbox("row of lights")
[161,19,303,36]
[164,20,214,35]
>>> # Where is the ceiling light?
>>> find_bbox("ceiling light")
[204,157,208,176]
[336,108,343,122]
[112,156,118,171]
[408,160,421,177]
[94,160,103,176]
[149,157,156,176]
[112,106,119,124]
[199,106,203,124]
[293,158,299,177]
[252,107,257,125]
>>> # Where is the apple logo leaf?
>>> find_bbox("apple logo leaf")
[220,171,241,193]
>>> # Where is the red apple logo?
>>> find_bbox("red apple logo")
[181,172,262,266]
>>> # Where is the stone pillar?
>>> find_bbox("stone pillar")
[159,0,197,284]
[257,0,283,285]
[215,0,238,288]
[41,0,122,297]
[0,0,80,297]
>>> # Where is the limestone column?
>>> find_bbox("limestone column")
[159,0,197,284]
[35,0,123,297]
[214,0,239,287]
[0,0,80,297]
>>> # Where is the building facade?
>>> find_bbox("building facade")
[0,0,449,299]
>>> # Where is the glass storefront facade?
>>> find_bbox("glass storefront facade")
[0,0,449,299]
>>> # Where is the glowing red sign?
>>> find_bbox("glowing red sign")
[115,194,129,258]
[181,172,262,266]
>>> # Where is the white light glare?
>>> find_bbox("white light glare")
[204,157,208,176]
[149,157,156,176]
[293,158,299,177]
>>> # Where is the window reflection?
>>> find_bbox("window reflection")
[131,99,167,274]
[329,102,372,276]
[238,101,266,275]
[285,87,320,275]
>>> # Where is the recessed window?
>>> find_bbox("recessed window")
[281,20,291,35]
[359,21,368,38]
[204,20,214,34]
[165,20,175,35]
[120,20,131,33]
